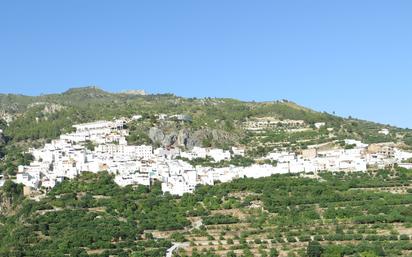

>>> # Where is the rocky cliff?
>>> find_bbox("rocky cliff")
[148,125,239,149]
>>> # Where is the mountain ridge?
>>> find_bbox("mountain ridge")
[0,86,391,124]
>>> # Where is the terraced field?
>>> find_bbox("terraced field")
[157,169,412,257]
[1,169,412,257]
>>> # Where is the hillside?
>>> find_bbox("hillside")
[1,87,412,257]
[0,86,410,144]
[0,169,412,256]
[0,87,411,177]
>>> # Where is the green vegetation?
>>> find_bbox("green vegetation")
[202,215,240,225]
[179,156,255,168]
[0,146,33,176]
[0,168,411,256]
[0,172,178,257]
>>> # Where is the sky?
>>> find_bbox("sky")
[0,1,411,128]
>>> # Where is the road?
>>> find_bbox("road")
[166,242,189,257]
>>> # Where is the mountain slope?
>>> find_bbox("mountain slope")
[0,86,409,145]
[0,86,411,178]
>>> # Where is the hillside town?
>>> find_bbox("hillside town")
[13,117,412,197]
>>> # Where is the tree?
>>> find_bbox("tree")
[0,119,7,130]
[144,232,154,240]
[2,180,23,198]
[360,252,378,257]
[84,140,95,151]
[269,248,279,257]
[226,251,236,257]
[170,232,187,242]
[243,248,253,257]
[322,245,343,257]
[306,241,323,257]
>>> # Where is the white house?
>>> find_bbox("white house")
[232,147,245,157]
[314,122,326,129]
[378,128,390,135]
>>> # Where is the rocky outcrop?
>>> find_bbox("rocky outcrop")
[148,125,238,149]
[28,102,65,114]
[0,112,14,124]
[149,127,165,145]
[122,89,147,95]
[149,127,183,147]
[43,104,64,114]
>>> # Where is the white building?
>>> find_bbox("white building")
[378,128,390,135]
[232,147,245,157]
[14,118,412,197]
[314,122,326,129]
[344,139,368,148]
[208,149,231,162]
[131,115,142,121]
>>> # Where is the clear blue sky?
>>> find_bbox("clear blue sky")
[1,1,411,128]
